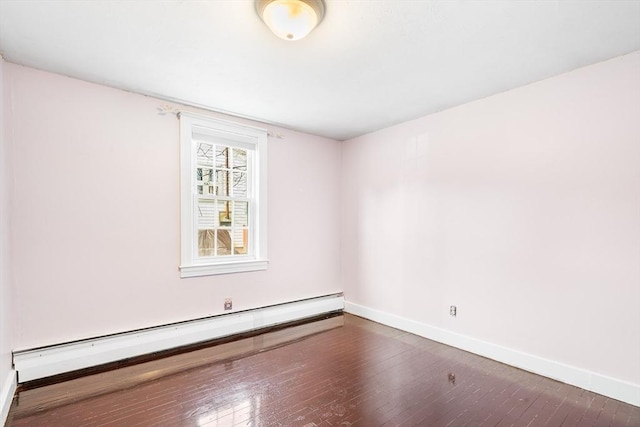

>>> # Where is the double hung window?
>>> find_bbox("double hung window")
[179,112,267,277]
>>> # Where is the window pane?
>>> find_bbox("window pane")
[216,170,229,196]
[233,201,249,227]
[198,199,216,257]
[233,229,249,255]
[218,200,232,227]
[197,199,216,229]
[233,148,247,171]
[197,167,214,195]
[232,171,247,197]
[198,229,215,257]
[216,146,229,168]
[197,143,213,165]
[216,229,232,256]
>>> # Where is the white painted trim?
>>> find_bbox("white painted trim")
[180,259,268,277]
[14,294,343,383]
[1,369,16,426]
[344,301,640,407]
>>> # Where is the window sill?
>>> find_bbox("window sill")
[180,259,269,278]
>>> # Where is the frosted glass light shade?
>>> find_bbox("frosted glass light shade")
[256,0,325,41]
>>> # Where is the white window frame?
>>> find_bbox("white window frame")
[179,112,268,277]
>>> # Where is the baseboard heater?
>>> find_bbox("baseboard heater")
[13,293,344,383]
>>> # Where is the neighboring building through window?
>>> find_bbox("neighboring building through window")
[179,112,267,277]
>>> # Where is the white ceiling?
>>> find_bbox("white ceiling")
[0,0,639,141]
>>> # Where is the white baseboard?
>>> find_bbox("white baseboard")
[13,294,344,383]
[1,369,16,427]
[344,301,640,407]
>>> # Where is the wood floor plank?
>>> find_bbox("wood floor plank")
[6,313,639,426]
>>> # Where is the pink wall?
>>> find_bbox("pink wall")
[6,64,342,350]
[1,56,16,402]
[4,50,639,396]
[341,52,640,384]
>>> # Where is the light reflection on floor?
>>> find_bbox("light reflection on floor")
[197,395,261,426]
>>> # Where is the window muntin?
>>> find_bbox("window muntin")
[179,112,267,277]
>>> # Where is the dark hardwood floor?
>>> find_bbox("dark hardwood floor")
[6,314,640,426]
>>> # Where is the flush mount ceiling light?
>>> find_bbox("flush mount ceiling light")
[256,0,325,41]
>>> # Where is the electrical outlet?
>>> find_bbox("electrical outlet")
[450,305,457,317]
[224,298,232,310]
